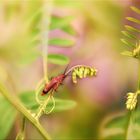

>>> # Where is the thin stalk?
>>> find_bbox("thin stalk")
[21,117,26,135]
[125,60,140,140]
[125,111,133,140]
[0,83,51,140]
[35,0,54,121]
[35,94,51,119]
[16,117,26,140]
[137,61,140,90]
[65,65,94,75]
[41,0,53,83]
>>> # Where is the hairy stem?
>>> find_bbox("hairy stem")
[0,83,51,140]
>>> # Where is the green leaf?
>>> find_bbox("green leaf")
[121,31,137,40]
[49,38,75,47]
[128,110,140,139]
[99,111,127,140]
[121,39,135,48]
[0,98,17,139]
[126,17,140,25]
[54,0,82,8]
[122,6,140,57]
[19,51,39,65]
[48,54,70,65]
[125,25,140,33]
[50,16,76,35]
[19,91,76,113]
[99,110,140,140]
[26,9,42,30]
[131,6,140,15]
[0,2,42,65]
[61,25,76,35]
[121,51,133,57]
[51,16,73,29]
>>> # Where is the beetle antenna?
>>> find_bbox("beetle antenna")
[63,64,70,75]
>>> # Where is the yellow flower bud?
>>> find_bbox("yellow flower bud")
[78,67,84,78]
[133,45,140,58]
[126,92,138,110]
[83,68,88,78]
[70,65,97,84]
[72,71,77,83]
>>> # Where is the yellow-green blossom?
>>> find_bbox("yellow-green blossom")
[126,92,138,110]
[71,66,97,84]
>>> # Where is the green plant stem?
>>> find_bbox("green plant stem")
[125,111,133,140]
[137,61,140,90]
[21,117,26,137]
[125,61,140,140]
[35,94,51,119]
[16,117,26,140]
[35,0,53,125]
[41,1,53,83]
[0,83,51,140]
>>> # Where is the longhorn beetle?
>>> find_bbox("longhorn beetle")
[41,65,97,95]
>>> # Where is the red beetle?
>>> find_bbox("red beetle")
[41,65,97,95]
[42,74,66,95]
[41,66,69,95]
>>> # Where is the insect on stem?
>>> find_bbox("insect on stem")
[41,64,97,96]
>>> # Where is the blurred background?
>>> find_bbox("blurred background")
[0,0,140,139]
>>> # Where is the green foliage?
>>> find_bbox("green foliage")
[20,91,76,113]
[126,17,140,25]
[54,0,82,8]
[0,1,77,139]
[0,2,76,66]
[117,6,140,140]
[0,1,42,65]
[99,110,140,140]
[0,90,76,139]
[131,6,140,15]
[99,112,127,139]
[121,6,140,58]
[50,16,76,35]
[0,97,17,140]
[48,15,76,65]
[49,38,75,47]
[121,51,133,57]
[48,54,70,65]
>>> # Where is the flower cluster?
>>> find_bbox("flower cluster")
[126,92,138,110]
[71,66,97,84]
[133,44,140,58]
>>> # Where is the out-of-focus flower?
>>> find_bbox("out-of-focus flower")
[126,90,140,110]
[126,92,137,110]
